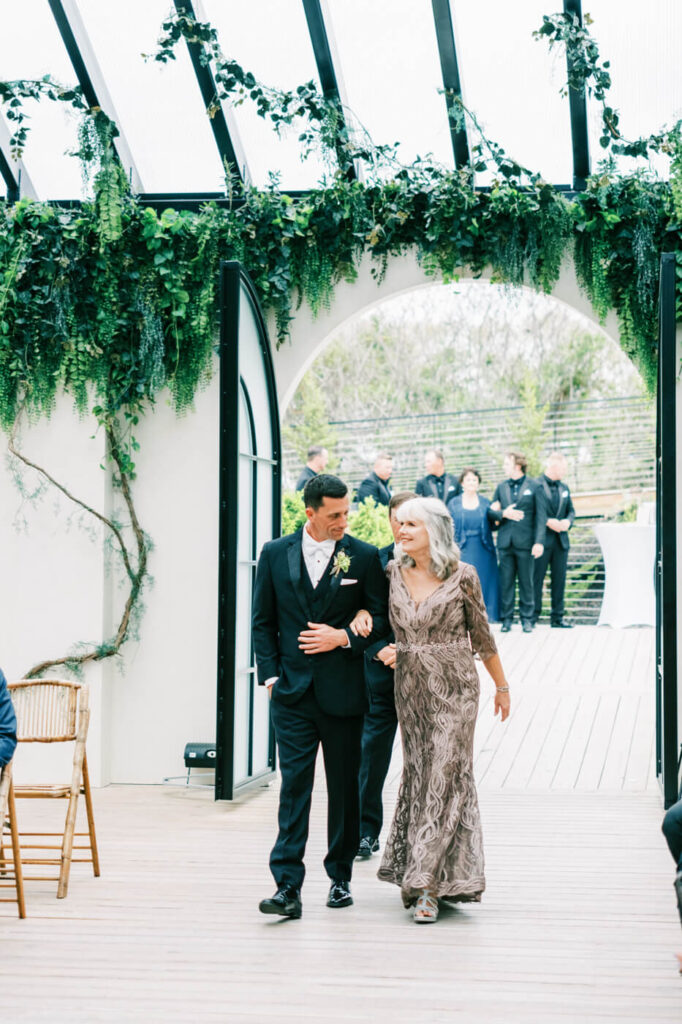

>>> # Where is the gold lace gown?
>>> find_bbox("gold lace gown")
[377,561,497,906]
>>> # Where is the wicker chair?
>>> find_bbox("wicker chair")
[0,759,26,917]
[9,679,100,899]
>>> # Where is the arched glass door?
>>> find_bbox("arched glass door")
[216,261,281,799]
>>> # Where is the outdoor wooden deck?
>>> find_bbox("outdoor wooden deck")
[2,626,680,1023]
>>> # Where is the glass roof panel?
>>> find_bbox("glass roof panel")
[0,0,84,200]
[452,0,574,186]
[203,0,334,189]
[584,0,682,179]
[75,0,226,194]
[325,0,453,172]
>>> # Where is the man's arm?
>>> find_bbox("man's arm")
[532,484,548,547]
[344,549,389,657]
[251,545,281,685]
[564,490,576,530]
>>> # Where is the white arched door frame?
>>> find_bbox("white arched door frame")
[271,251,621,415]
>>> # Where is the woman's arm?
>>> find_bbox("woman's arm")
[480,652,511,722]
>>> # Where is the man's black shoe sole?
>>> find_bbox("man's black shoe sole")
[259,899,302,919]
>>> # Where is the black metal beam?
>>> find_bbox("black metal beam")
[301,0,356,179]
[563,0,590,190]
[47,0,143,191]
[173,0,246,186]
[431,0,470,169]
[656,252,679,807]
[47,0,98,107]
[0,147,19,203]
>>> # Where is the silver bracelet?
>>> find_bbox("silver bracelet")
[495,686,510,693]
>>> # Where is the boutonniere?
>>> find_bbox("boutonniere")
[330,551,351,577]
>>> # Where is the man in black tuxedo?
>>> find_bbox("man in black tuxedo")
[295,444,328,491]
[489,452,546,633]
[356,490,416,860]
[252,475,388,919]
[415,448,460,503]
[356,452,393,507]
[533,452,575,628]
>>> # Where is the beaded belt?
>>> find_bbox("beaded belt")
[395,638,471,654]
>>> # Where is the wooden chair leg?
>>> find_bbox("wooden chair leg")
[8,781,26,918]
[57,790,79,899]
[81,753,100,877]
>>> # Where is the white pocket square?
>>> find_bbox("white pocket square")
[523,489,532,495]
[340,578,358,586]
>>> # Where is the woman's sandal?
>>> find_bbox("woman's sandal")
[413,890,439,923]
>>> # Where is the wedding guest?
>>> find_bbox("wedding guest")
[533,452,575,628]
[415,449,460,503]
[252,475,388,919]
[357,452,393,507]
[295,445,328,491]
[0,668,17,767]
[355,491,416,860]
[447,468,500,622]
[662,798,682,971]
[376,497,511,922]
[489,452,546,633]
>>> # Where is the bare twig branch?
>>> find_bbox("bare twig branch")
[8,410,149,679]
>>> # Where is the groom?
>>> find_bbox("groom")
[252,474,388,919]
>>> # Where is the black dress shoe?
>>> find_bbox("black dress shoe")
[521,620,534,633]
[327,879,353,908]
[551,619,573,629]
[259,885,302,919]
[500,621,512,633]
[356,836,379,859]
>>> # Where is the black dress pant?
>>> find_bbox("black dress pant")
[269,686,363,890]
[534,534,569,622]
[358,688,398,840]
[498,544,534,622]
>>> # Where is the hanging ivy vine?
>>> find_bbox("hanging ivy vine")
[0,9,679,675]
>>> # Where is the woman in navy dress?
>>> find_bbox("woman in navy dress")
[447,469,500,622]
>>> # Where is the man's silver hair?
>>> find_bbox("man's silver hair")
[395,497,460,580]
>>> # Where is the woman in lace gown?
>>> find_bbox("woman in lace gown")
[376,496,511,923]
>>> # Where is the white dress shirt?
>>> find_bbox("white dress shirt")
[301,524,335,587]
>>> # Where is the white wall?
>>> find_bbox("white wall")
[0,405,106,784]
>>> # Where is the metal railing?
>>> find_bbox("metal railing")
[284,395,655,497]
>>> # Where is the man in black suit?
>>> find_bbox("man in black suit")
[295,445,328,491]
[533,452,575,628]
[356,490,416,860]
[252,475,388,919]
[489,452,546,633]
[356,452,393,507]
[415,448,460,503]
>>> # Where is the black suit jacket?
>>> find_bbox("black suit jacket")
[364,543,395,700]
[489,476,547,549]
[356,473,392,507]
[294,465,317,491]
[536,476,575,551]
[416,473,461,502]
[252,529,389,717]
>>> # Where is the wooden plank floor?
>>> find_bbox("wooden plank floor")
[3,626,680,1023]
[474,625,657,793]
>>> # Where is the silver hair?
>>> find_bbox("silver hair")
[394,497,460,580]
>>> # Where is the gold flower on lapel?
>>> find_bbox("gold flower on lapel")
[330,551,351,577]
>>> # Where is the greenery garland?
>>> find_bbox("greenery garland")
[0,9,679,673]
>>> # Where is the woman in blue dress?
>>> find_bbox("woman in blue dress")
[447,469,500,622]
